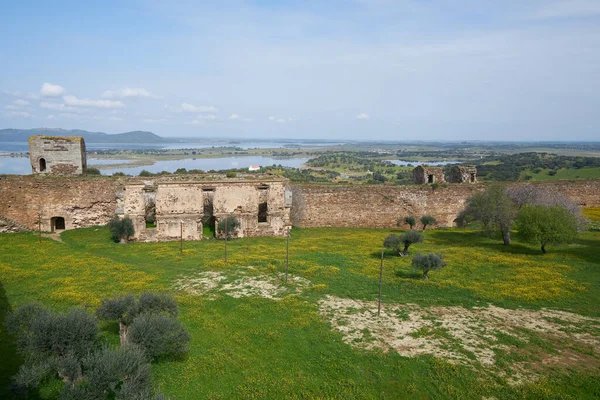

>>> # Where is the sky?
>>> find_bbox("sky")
[1,0,599,141]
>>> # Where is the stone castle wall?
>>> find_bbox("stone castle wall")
[0,175,599,234]
[292,180,600,228]
[0,175,118,232]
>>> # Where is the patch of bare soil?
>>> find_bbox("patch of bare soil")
[173,268,311,300]
[318,295,600,380]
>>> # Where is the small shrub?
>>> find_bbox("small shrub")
[226,172,237,178]
[86,167,101,175]
[218,215,240,239]
[398,216,416,229]
[420,215,437,230]
[108,215,135,243]
[129,313,190,359]
[412,253,446,280]
[139,170,154,177]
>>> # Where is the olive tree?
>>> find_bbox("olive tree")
[96,292,180,350]
[420,215,437,230]
[457,185,517,245]
[412,253,446,280]
[217,215,240,239]
[60,344,167,400]
[108,215,135,243]
[516,204,578,254]
[5,304,99,393]
[507,185,588,231]
[397,216,416,230]
[383,231,424,256]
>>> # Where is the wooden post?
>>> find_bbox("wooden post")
[285,227,290,284]
[378,250,383,317]
[224,218,228,263]
[180,221,183,254]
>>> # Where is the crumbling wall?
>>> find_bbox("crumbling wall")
[126,177,291,242]
[28,135,87,175]
[1,175,598,236]
[0,175,117,231]
[450,165,477,183]
[413,166,446,184]
[292,180,600,228]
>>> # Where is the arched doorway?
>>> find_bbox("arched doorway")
[51,217,65,232]
[39,158,47,172]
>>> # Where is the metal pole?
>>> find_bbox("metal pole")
[285,227,290,284]
[180,221,183,254]
[224,218,228,263]
[378,250,383,317]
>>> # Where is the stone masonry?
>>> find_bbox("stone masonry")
[29,135,87,175]
[120,175,291,242]
[0,175,599,238]
[450,165,477,183]
[413,165,446,184]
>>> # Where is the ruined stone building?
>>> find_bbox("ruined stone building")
[413,165,446,184]
[29,135,87,175]
[450,165,477,183]
[119,175,292,242]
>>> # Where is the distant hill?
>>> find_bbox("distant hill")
[0,128,172,143]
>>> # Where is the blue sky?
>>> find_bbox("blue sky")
[1,0,599,140]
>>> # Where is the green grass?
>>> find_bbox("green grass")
[520,166,600,181]
[1,227,599,399]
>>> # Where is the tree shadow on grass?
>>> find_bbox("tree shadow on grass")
[428,229,600,264]
[394,270,422,279]
[427,230,542,256]
[0,281,24,399]
[369,250,400,259]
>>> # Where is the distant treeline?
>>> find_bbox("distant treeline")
[475,152,600,181]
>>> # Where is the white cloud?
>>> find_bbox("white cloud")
[109,116,123,121]
[534,0,600,19]
[13,99,29,106]
[167,102,218,113]
[5,111,31,118]
[47,114,55,119]
[40,82,66,97]
[40,101,80,112]
[63,95,125,109]
[229,113,240,120]
[102,87,160,99]
[356,113,370,120]
[196,114,218,120]
[4,105,19,110]
[182,102,218,113]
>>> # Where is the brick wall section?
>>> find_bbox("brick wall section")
[293,180,600,228]
[0,175,118,231]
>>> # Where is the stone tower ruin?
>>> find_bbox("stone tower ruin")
[413,165,446,184]
[29,135,87,175]
[450,165,477,183]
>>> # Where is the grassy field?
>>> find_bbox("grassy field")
[520,167,600,181]
[1,226,599,399]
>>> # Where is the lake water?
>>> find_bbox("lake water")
[100,157,309,175]
[384,160,458,166]
[0,155,309,175]
[0,139,346,153]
